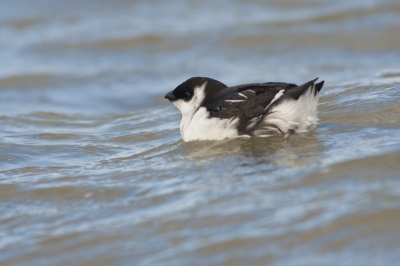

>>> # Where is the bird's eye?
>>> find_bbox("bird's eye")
[185,92,191,96]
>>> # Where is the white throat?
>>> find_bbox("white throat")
[172,82,207,118]
[171,82,208,141]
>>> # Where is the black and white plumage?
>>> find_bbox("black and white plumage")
[164,77,324,142]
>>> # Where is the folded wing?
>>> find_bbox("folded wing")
[205,78,323,136]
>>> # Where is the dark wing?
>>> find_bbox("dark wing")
[205,82,297,134]
[205,78,323,135]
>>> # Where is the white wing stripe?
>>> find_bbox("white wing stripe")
[226,99,245,103]
[265,90,284,110]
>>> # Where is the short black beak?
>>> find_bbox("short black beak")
[164,91,176,101]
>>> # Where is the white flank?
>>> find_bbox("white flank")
[238,93,247,98]
[256,84,319,135]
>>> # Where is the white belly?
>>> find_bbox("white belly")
[180,107,240,142]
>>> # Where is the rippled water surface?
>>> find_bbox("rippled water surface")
[1,0,400,265]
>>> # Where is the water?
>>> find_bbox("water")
[1,0,400,265]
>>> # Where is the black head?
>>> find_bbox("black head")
[164,77,227,103]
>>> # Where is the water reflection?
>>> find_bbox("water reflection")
[183,132,324,168]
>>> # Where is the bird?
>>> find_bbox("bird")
[164,77,324,142]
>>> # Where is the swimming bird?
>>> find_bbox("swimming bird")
[164,77,324,142]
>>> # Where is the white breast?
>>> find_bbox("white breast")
[180,107,240,142]
[171,82,241,142]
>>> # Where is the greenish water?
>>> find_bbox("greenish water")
[1,0,400,265]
